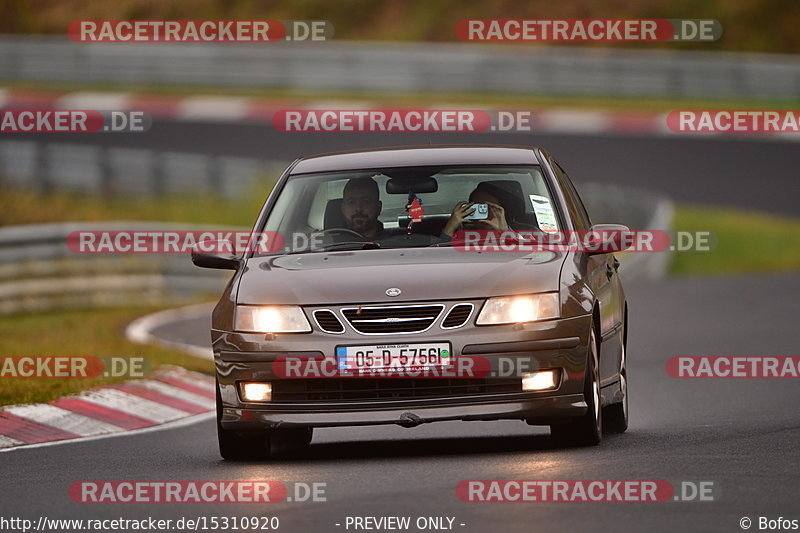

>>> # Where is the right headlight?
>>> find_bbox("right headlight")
[476,293,560,325]
[234,305,311,333]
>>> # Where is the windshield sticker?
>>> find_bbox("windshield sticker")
[529,194,558,233]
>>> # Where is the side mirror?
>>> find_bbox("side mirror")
[583,224,633,255]
[191,240,240,270]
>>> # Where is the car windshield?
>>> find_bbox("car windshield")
[257,165,560,255]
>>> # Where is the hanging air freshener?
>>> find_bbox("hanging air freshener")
[405,192,424,234]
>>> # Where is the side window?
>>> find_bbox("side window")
[552,161,592,231]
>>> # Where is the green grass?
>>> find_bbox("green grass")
[0,306,213,407]
[0,187,269,227]
[669,206,800,275]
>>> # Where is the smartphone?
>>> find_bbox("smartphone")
[464,203,489,220]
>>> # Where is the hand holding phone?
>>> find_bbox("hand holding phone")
[464,203,489,220]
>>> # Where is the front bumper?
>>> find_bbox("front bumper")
[221,393,587,429]
[214,313,592,430]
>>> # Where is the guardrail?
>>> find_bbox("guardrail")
[0,140,283,196]
[2,35,799,100]
[0,222,233,314]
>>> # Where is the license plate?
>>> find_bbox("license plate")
[336,343,452,372]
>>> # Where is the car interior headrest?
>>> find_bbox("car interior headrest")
[324,198,346,229]
[474,180,526,222]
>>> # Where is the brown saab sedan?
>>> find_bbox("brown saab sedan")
[192,145,630,460]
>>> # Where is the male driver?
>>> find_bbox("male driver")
[341,177,384,238]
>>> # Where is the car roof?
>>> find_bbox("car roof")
[290,145,542,174]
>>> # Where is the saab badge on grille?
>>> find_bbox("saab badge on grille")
[386,287,402,297]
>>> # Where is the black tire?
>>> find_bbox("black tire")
[551,325,602,447]
[216,379,270,461]
[602,317,629,434]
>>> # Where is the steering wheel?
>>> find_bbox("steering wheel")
[319,227,366,240]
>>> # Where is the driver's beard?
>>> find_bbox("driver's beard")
[349,216,376,236]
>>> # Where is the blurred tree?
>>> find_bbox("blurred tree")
[0,0,37,33]
[0,0,797,54]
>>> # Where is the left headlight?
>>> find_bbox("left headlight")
[476,293,560,325]
[234,305,311,333]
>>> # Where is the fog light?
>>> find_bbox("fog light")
[521,370,559,391]
[240,382,272,402]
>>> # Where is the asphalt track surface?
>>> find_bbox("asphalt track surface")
[2,124,799,532]
[2,273,798,532]
[15,120,800,216]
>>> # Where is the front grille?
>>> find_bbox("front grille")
[441,304,474,329]
[271,378,522,402]
[341,304,444,334]
[313,310,344,333]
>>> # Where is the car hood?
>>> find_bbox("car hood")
[236,248,565,305]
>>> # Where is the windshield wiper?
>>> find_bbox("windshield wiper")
[286,241,382,254]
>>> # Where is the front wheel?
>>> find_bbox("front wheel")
[550,326,602,447]
[216,379,269,461]
[603,319,629,434]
